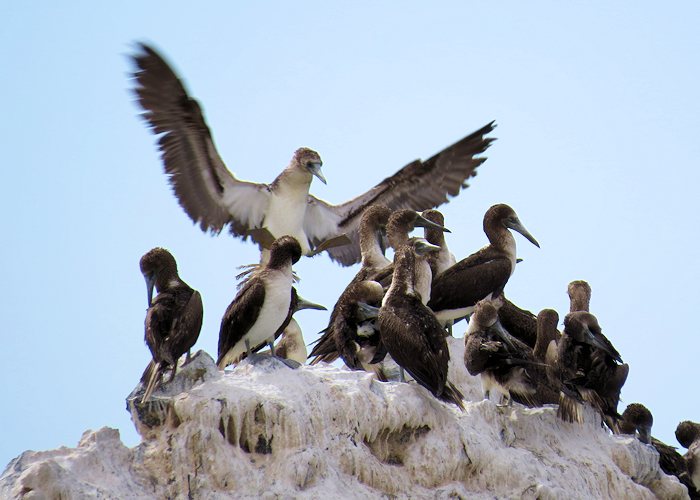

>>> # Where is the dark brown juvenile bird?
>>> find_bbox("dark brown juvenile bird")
[378,238,464,409]
[139,248,203,403]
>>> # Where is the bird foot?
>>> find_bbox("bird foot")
[246,354,301,370]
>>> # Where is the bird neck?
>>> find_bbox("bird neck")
[383,249,416,305]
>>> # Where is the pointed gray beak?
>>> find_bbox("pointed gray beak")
[356,301,380,321]
[582,326,620,361]
[638,426,651,445]
[414,238,442,255]
[308,162,327,185]
[295,295,327,312]
[505,218,540,248]
[144,274,156,307]
[377,228,387,255]
[491,320,517,350]
[415,214,451,233]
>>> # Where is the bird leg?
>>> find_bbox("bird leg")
[168,362,178,383]
[269,340,276,357]
[399,367,406,383]
[245,339,252,357]
[182,350,192,367]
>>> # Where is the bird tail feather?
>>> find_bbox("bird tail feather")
[141,361,162,403]
[557,391,584,424]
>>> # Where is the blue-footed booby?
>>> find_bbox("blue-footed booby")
[217,236,301,369]
[139,248,203,403]
[378,238,464,409]
[130,43,495,265]
[428,204,540,324]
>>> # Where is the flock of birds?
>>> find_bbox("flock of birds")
[130,43,699,496]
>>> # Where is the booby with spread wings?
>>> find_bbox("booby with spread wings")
[130,43,495,265]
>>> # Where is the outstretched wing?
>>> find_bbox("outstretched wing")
[304,121,496,265]
[131,43,269,237]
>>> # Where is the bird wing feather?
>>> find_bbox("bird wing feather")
[217,279,266,363]
[132,43,270,236]
[303,121,496,265]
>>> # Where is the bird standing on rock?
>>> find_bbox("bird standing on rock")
[139,248,203,403]
[378,238,464,409]
[217,236,301,369]
[130,43,495,265]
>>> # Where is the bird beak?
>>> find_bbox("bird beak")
[356,301,381,321]
[414,239,442,255]
[505,218,540,248]
[415,214,451,233]
[296,295,327,312]
[145,274,156,307]
[581,326,620,361]
[377,228,387,255]
[638,426,652,445]
[308,162,327,185]
[491,320,517,350]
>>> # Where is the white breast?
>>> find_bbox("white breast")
[265,188,311,254]
[222,270,292,366]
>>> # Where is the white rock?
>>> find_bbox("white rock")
[1,342,690,499]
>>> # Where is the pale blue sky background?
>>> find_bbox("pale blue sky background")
[2,2,699,467]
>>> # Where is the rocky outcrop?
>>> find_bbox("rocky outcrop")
[1,342,690,499]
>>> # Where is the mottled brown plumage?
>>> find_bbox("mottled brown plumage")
[498,298,538,348]
[308,206,390,365]
[139,248,203,403]
[568,280,592,313]
[131,43,495,266]
[677,420,700,496]
[378,239,464,409]
[554,312,627,430]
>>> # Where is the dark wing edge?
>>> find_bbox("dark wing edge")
[130,43,269,237]
[217,280,266,364]
[303,121,496,266]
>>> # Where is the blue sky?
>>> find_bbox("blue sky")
[2,2,699,467]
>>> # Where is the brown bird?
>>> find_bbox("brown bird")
[552,312,627,429]
[620,405,699,498]
[131,43,495,265]
[568,280,592,313]
[139,248,203,403]
[308,205,391,365]
[428,204,540,325]
[677,421,700,496]
[378,238,464,409]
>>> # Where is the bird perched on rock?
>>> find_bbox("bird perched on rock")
[464,299,551,406]
[139,248,203,403]
[130,43,495,265]
[551,312,627,429]
[244,288,326,366]
[428,204,540,325]
[330,280,386,373]
[676,420,700,496]
[378,238,464,409]
[217,236,301,369]
[620,404,699,498]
